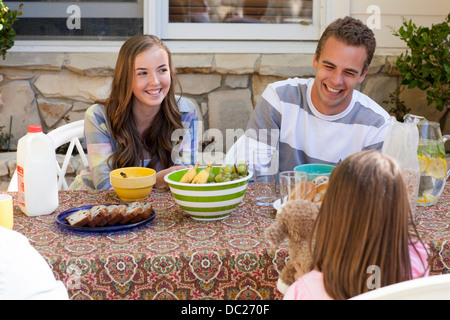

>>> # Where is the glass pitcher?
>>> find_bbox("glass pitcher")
[404,114,450,206]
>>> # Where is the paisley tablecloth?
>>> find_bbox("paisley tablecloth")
[8,187,284,300]
[4,183,450,300]
[414,182,450,276]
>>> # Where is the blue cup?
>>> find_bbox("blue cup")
[294,164,335,181]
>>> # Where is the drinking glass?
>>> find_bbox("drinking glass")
[279,171,308,205]
[252,149,278,206]
[0,194,14,229]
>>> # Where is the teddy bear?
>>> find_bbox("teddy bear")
[264,199,321,294]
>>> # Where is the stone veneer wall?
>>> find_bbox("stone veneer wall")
[0,52,448,190]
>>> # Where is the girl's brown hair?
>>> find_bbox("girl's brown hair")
[104,34,183,170]
[310,150,426,299]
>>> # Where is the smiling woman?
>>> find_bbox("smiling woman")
[132,46,172,126]
[70,35,200,191]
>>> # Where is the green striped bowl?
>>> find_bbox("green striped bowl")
[164,166,253,221]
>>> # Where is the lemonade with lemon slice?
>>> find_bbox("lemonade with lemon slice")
[416,140,448,206]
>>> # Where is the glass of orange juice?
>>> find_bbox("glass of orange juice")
[0,194,14,229]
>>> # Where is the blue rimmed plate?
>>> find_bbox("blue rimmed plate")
[55,204,155,232]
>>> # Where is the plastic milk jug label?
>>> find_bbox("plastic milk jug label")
[17,165,25,207]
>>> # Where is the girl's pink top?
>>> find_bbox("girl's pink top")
[283,242,429,300]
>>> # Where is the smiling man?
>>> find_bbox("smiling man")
[246,16,390,172]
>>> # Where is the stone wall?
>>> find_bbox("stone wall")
[0,51,448,190]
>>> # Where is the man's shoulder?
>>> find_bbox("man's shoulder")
[265,78,312,104]
[353,90,390,118]
[268,77,311,89]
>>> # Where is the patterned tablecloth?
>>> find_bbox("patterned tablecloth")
[414,182,450,276]
[4,183,450,300]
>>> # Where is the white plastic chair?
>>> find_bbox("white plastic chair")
[350,274,450,300]
[8,120,88,191]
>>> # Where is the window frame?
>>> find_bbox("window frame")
[9,0,349,54]
[161,0,320,41]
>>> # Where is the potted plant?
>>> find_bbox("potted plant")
[0,1,22,151]
[392,13,449,128]
[383,87,411,122]
[0,1,23,60]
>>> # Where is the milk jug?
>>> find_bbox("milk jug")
[17,125,59,216]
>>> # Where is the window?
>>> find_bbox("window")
[7,0,143,40]
[169,0,313,24]
[163,0,320,40]
[8,0,343,53]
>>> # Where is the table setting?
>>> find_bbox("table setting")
[0,158,449,300]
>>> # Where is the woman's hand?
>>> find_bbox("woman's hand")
[154,165,193,189]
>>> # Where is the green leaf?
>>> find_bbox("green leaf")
[408,80,418,89]
[392,14,449,112]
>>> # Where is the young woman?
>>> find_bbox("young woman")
[71,35,199,190]
[284,150,429,300]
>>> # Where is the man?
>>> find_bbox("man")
[244,16,390,172]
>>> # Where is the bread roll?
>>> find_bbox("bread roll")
[311,175,329,187]
[313,183,328,202]
[289,181,316,201]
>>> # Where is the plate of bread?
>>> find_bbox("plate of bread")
[56,202,155,232]
[272,175,330,211]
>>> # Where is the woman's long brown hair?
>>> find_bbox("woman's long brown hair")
[104,35,183,170]
[309,150,427,299]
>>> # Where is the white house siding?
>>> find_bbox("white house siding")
[0,1,449,190]
[349,0,449,52]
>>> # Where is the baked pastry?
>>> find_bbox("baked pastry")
[65,202,152,228]
[88,205,108,227]
[311,175,329,187]
[119,202,142,225]
[103,205,119,226]
[313,183,328,202]
[288,177,329,203]
[108,204,127,225]
[66,209,90,227]
[141,202,153,219]
[130,202,153,223]
[289,181,316,201]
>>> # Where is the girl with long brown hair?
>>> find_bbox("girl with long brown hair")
[284,150,429,300]
[71,35,199,190]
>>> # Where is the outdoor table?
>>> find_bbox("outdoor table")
[3,183,450,300]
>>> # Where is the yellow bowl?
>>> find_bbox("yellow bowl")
[110,167,156,201]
